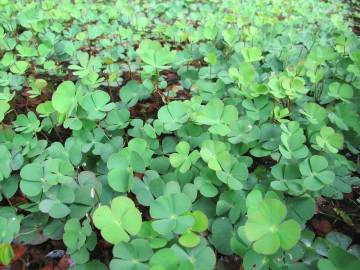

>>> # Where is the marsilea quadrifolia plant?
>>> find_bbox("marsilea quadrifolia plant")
[0,0,360,269]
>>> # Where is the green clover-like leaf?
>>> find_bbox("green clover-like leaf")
[0,100,10,122]
[138,221,168,249]
[299,155,335,191]
[222,27,239,47]
[279,121,309,159]
[172,240,216,270]
[210,217,234,255]
[39,199,71,218]
[44,158,75,185]
[169,141,200,173]
[281,76,307,99]
[216,161,248,190]
[137,39,175,69]
[149,248,181,270]
[14,112,41,134]
[200,140,231,171]
[0,208,22,243]
[315,126,344,153]
[0,145,11,182]
[10,60,28,74]
[193,98,238,136]
[318,247,360,270]
[157,101,190,131]
[299,103,327,125]
[93,196,142,244]
[228,119,260,144]
[110,239,153,270]
[150,193,194,235]
[39,186,75,218]
[104,108,130,131]
[107,138,153,192]
[52,81,77,114]
[244,198,301,255]
[63,218,92,251]
[241,47,263,62]
[328,82,353,102]
[0,243,14,266]
[270,164,304,195]
[229,62,256,86]
[120,80,152,107]
[179,211,208,248]
[80,90,115,120]
[20,163,44,197]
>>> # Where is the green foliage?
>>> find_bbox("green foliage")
[315,126,344,153]
[63,218,97,264]
[318,247,360,270]
[10,61,28,74]
[0,145,11,181]
[200,140,231,171]
[120,80,152,107]
[279,121,308,159]
[241,47,263,63]
[244,197,301,255]
[193,98,238,135]
[150,193,194,235]
[229,63,256,86]
[179,210,208,248]
[299,155,335,191]
[157,101,190,131]
[0,244,14,266]
[19,163,44,197]
[137,40,175,69]
[93,196,142,244]
[28,78,47,98]
[170,141,200,173]
[80,90,115,120]
[300,103,328,125]
[328,82,354,102]
[110,239,153,270]
[0,100,10,122]
[0,208,22,243]
[52,81,77,115]
[0,0,360,269]
[14,112,41,134]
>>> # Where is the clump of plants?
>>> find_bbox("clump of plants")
[0,0,360,269]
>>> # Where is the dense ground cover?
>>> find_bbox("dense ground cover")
[0,0,360,269]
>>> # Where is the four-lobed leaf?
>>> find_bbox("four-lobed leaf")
[137,39,175,69]
[244,198,301,255]
[80,90,115,120]
[150,193,194,235]
[110,239,153,270]
[315,126,344,153]
[200,140,231,171]
[157,101,190,131]
[193,98,238,136]
[120,80,152,107]
[93,196,142,244]
[299,155,335,191]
